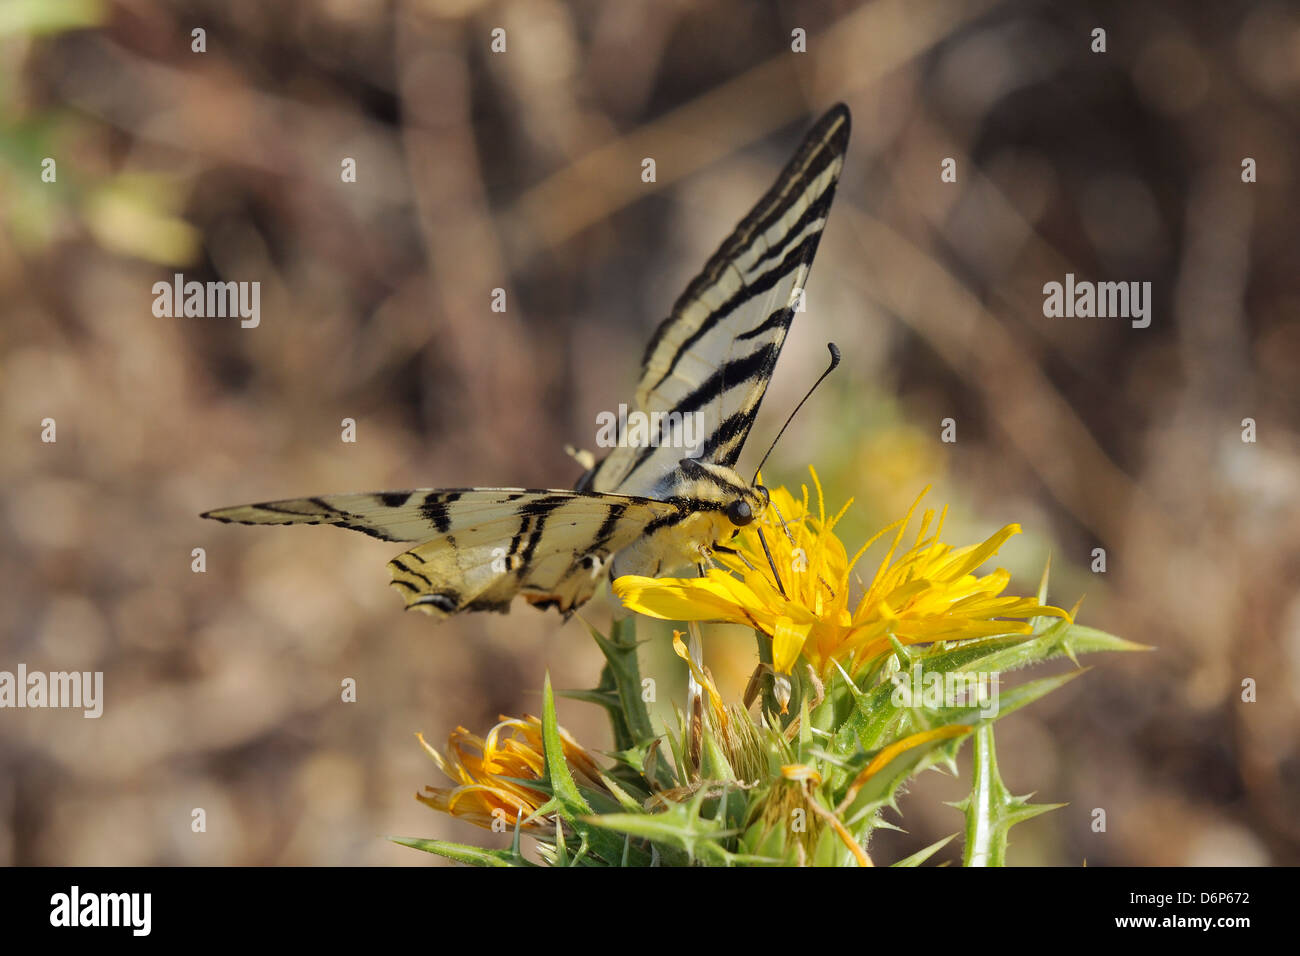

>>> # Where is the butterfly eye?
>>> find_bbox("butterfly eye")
[727,499,754,527]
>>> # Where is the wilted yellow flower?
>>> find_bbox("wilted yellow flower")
[669,630,767,784]
[780,763,823,785]
[614,468,1068,677]
[417,715,605,830]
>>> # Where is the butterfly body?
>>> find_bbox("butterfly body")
[203,105,850,621]
[604,459,767,577]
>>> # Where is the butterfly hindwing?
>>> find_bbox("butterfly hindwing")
[204,489,679,619]
[584,104,851,498]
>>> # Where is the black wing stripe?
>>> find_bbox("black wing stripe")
[659,106,849,330]
[637,105,850,373]
[589,502,628,551]
[747,189,836,271]
[645,231,824,395]
[735,306,792,342]
[663,343,779,420]
[699,409,757,465]
[419,491,456,533]
[389,558,431,586]
[514,496,572,572]
[738,121,847,257]
[619,344,779,483]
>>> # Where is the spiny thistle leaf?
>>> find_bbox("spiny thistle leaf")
[897,668,1089,740]
[892,834,958,867]
[586,617,656,744]
[576,618,678,791]
[536,673,643,865]
[597,770,648,813]
[389,837,534,867]
[833,620,1141,755]
[1029,555,1055,635]
[953,620,1150,676]
[955,724,1063,867]
[837,727,971,831]
[537,674,592,819]
[587,786,750,866]
[490,773,640,818]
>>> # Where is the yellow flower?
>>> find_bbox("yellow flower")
[417,715,604,830]
[614,468,1068,677]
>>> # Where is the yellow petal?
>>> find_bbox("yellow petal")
[771,616,814,674]
[671,630,726,720]
[613,573,757,623]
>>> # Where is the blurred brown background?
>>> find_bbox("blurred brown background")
[1,0,1297,866]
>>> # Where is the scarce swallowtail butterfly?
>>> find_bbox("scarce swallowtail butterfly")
[203,104,851,621]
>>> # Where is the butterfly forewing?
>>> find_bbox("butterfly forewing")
[584,104,850,498]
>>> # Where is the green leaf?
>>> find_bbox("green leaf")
[978,623,1144,675]
[1029,554,1054,635]
[955,725,1063,867]
[1058,624,1153,656]
[586,784,764,866]
[589,808,770,867]
[892,834,957,867]
[832,617,1145,755]
[535,674,645,865]
[390,837,533,867]
[597,771,647,813]
[830,677,907,754]
[911,668,1088,731]
[838,732,969,831]
[537,673,592,819]
[811,822,857,867]
[557,687,620,709]
[662,708,692,788]
[699,722,738,783]
[551,818,570,866]
[587,617,656,744]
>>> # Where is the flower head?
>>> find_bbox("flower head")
[614,468,1068,677]
[417,714,605,830]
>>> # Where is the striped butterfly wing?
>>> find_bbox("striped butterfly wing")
[202,490,677,618]
[583,104,851,498]
[203,106,851,620]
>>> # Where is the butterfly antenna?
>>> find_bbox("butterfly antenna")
[755,526,789,599]
[751,342,841,484]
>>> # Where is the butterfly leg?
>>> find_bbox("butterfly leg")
[711,543,759,572]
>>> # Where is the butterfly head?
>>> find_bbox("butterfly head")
[676,458,768,531]
[724,483,771,528]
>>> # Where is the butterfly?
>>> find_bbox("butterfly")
[202,104,851,621]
